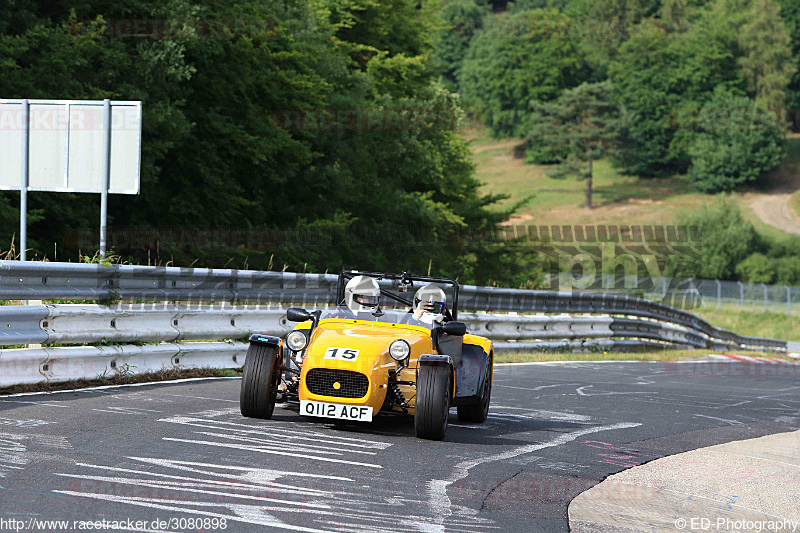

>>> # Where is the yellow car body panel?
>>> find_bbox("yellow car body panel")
[298,318,435,414]
[463,334,492,356]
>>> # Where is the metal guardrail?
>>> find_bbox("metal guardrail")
[0,262,787,350]
[0,304,788,387]
[0,341,247,387]
[0,262,791,386]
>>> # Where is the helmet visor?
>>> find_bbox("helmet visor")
[354,294,379,307]
[415,298,445,314]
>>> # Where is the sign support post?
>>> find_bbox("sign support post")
[19,99,29,261]
[100,98,111,257]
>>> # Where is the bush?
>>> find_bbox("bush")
[774,257,800,285]
[687,87,785,192]
[679,196,762,279]
[735,253,775,283]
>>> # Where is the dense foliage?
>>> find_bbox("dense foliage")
[2,0,799,287]
[678,197,800,285]
[459,8,587,136]
[0,0,539,284]
[460,0,796,185]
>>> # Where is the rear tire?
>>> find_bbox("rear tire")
[240,343,280,419]
[457,352,492,423]
[415,364,451,440]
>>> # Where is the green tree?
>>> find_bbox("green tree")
[510,0,572,11]
[777,0,800,127]
[736,0,796,119]
[564,0,662,73]
[526,81,622,209]
[459,8,587,136]
[432,0,489,91]
[687,88,785,192]
[314,0,440,98]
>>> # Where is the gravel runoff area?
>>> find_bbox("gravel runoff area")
[569,429,800,532]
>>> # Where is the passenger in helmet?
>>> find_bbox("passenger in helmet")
[344,275,381,316]
[411,284,446,325]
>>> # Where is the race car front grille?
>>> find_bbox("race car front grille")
[305,369,369,399]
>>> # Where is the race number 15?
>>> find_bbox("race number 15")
[324,347,360,361]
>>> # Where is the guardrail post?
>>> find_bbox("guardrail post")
[738,281,744,306]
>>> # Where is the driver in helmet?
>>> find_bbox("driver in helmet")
[342,275,381,318]
[409,284,446,325]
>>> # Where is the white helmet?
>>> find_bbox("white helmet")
[345,275,381,314]
[414,284,446,319]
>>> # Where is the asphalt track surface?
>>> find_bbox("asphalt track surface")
[1,361,799,533]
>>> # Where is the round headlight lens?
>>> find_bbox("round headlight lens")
[286,331,308,352]
[389,339,411,361]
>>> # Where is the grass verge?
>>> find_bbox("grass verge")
[692,304,800,341]
[466,125,800,241]
[495,350,790,363]
[0,367,242,395]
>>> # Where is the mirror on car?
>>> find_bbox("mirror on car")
[286,307,313,322]
[441,321,466,336]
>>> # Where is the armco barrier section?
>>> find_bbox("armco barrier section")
[0,262,791,386]
[0,306,787,387]
[0,261,787,353]
[0,342,246,387]
[0,305,774,351]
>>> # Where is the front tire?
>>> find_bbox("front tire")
[240,343,280,419]
[457,352,492,423]
[415,364,451,440]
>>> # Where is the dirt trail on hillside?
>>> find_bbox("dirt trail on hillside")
[748,171,800,235]
[473,139,521,154]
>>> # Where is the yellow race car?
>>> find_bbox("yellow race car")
[239,270,494,440]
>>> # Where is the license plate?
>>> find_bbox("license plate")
[301,400,373,422]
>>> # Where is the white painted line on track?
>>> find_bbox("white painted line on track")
[71,459,347,496]
[0,377,241,397]
[189,430,379,456]
[51,492,338,533]
[54,473,334,508]
[426,422,642,530]
[159,416,393,449]
[162,393,238,402]
[692,414,742,425]
[0,399,66,407]
[576,385,657,397]
[163,437,383,469]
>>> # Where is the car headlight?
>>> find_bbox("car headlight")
[389,339,411,361]
[286,331,308,352]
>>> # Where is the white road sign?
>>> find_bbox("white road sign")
[0,99,141,194]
